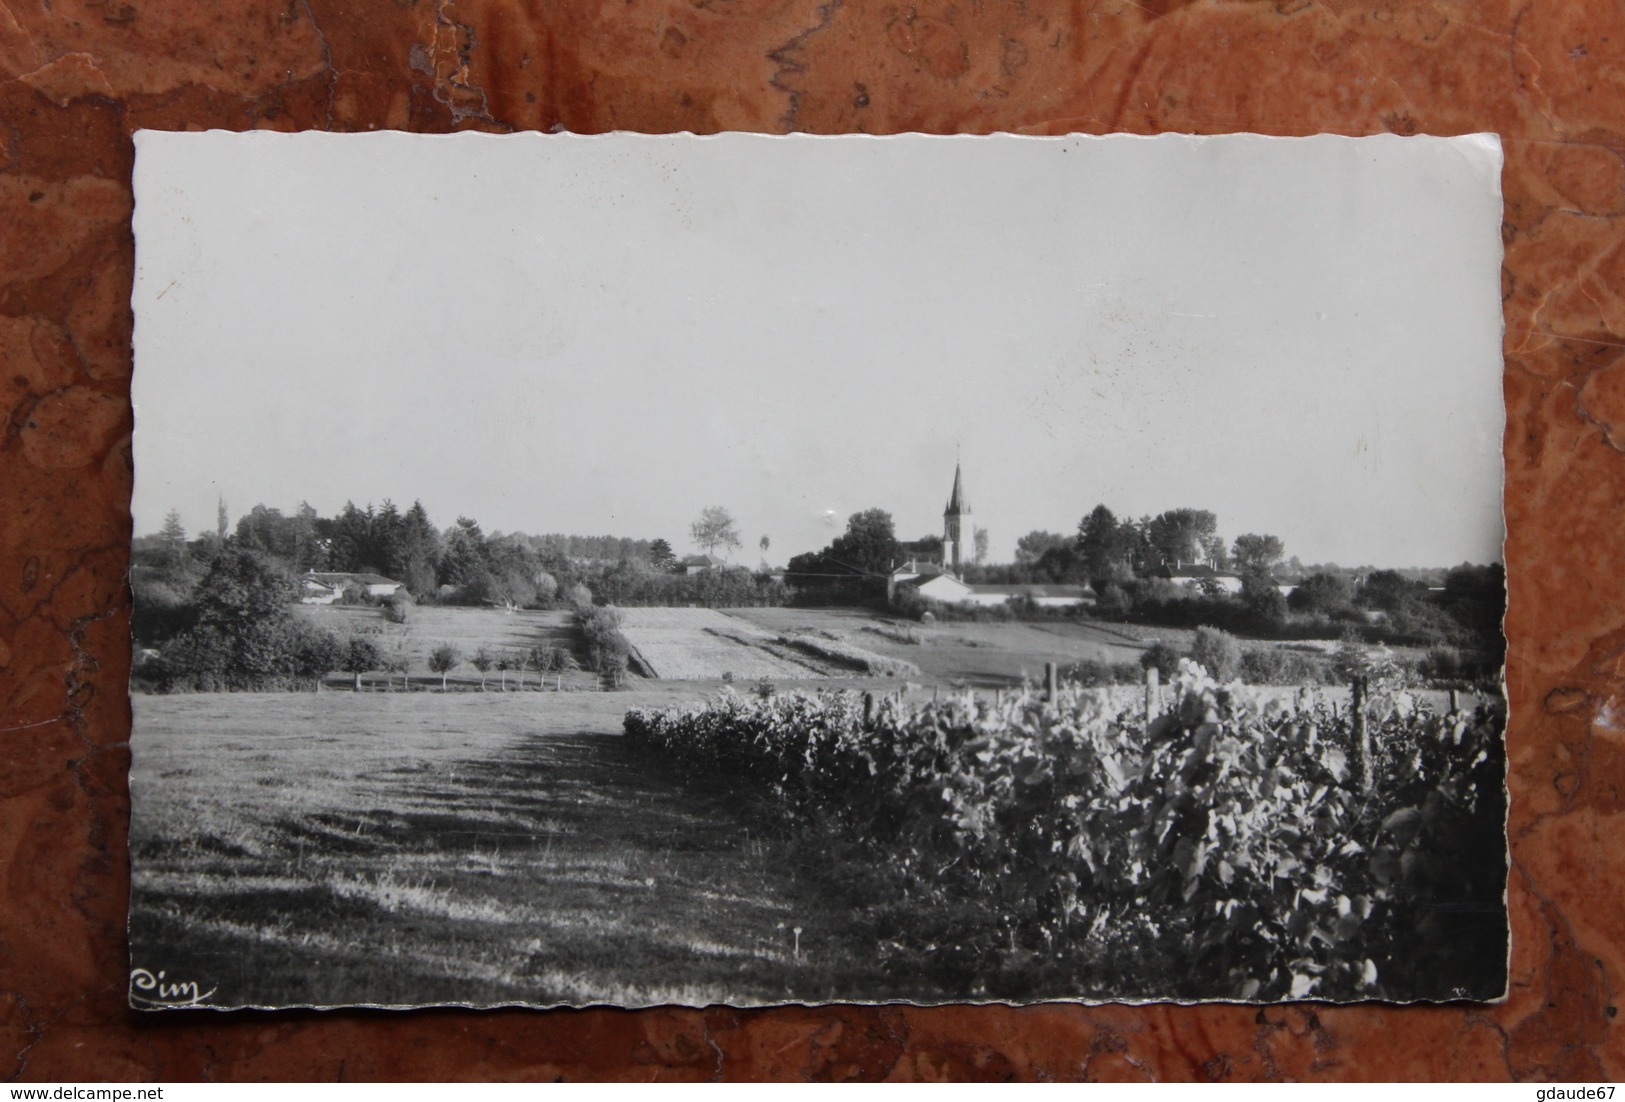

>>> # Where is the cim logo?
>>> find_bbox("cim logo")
[128,967,216,1008]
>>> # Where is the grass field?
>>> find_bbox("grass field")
[129,690,955,1008]
[295,605,599,691]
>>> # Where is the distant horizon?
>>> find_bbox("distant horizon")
[132,131,1506,572]
[137,487,1505,573]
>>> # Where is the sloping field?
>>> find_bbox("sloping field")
[615,607,824,680]
[727,607,1166,687]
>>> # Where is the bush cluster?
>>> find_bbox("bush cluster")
[776,633,919,677]
[576,603,633,683]
[590,568,793,609]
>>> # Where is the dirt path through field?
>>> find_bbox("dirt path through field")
[129,691,908,1008]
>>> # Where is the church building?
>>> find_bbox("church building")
[887,462,1092,610]
[942,462,972,576]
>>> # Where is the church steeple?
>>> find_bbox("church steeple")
[943,461,972,577]
[945,462,968,515]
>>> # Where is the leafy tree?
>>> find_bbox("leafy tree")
[427,643,462,691]
[1231,533,1286,576]
[160,509,188,567]
[1014,530,1067,565]
[130,573,198,646]
[339,635,383,691]
[1240,571,1287,625]
[194,547,298,627]
[1444,562,1505,600]
[1359,569,1429,612]
[216,496,229,540]
[1146,509,1218,568]
[830,508,901,577]
[1288,572,1357,615]
[486,535,544,607]
[325,501,384,574]
[288,621,344,688]
[690,506,742,557]
[397,500,442,595]
[648,538,677,571]
[439,516,490,587]
[1034,542,1084,584]
[1076,505,1127,580]
[1201,534,1231,571]
[973,527,989,566]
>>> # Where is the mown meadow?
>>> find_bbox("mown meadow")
[129,691,981,1008]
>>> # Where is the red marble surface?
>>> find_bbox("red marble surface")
[2,0,1622,1081]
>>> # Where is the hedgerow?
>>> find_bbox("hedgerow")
[625,661,1505,1000]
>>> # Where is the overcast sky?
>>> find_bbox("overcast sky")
[132,131,1505,568]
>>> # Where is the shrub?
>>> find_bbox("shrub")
[1139,641,1182,680]
[1189,627,1243,681]
[577,604,632,683]
[1094,583,1132,617]
[1063,659,1143,687]
[566,583,595,614]
[130,573,198,647]
[778,633,920,676]
[1287,572,1356,616]
[1421,645,1463,681]
[382,590,413,624]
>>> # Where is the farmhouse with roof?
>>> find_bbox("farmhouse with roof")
[677,553,729,575]
[300,570,404,604]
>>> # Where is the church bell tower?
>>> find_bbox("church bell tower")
[943,462,972,577]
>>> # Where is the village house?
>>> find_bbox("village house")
[300,570,404,604]
[676,553,729,575]
[894,572,1092,609]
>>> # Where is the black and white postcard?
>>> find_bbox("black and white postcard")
[128,130,1507,1009]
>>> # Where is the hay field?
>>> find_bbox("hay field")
[615,607,826,680]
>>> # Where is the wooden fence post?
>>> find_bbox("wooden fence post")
[1045,662,1058,703]
[863,691,875,729]
[1145,665,1160,723]
[1449,688,1461,713]
[1352,674,1371,792]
